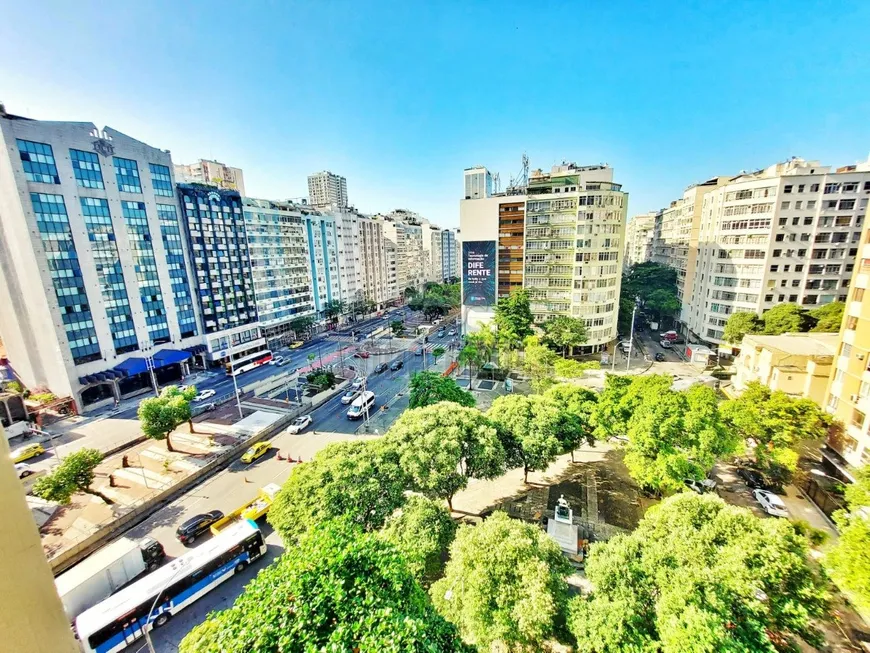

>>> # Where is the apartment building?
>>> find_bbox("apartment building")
[242,198,315,348]
[684,158,870,345]
[359,215,391,306]
[174,158,245,195]
[0,111,202,412]
[177,184,268,370]
[376,210,428,294]
[464,166,492,200]
[302,211,342,319]
[459,162,628,352]
[308,170,348,209]
[652,177,730,304]
[624,211,657,269]
[421,220,443,283]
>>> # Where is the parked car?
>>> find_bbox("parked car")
[390,359,404,371]
[736,466,769,490]
[659,339,672,348]
[276,358,291,367]
[194,389,216,402]
[375,362,389,374]
[654,352,666,362]
[14,462,35,478]
[351,377,367,390]
[347,391,376,420]
[269,356,284,366]
[289,341,304,349]
[353,351,370,359]
[176,510,224,545]
[241,441,271,464]
[684,478,717,494]
[341,389,361,405]
[200,402,217,412]
[413,348,423,356]
[753,489,789,518]
[286,414,312,434]
[10,443,45,463]
[448,329,456,336]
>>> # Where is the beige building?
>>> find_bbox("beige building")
[307,170,348,209]
[174,158,245,195]
[624,211,657,268]
[0,428,79,652]
[733,332,838,405]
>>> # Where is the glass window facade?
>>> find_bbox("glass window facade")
[31,193,101,364]
[113,156,142,193]
[121,201,170,343]
[149,163,173,197]
[17,139,60,184]
[157,204,197,338]
[80,197,138,354]
[70,149,105,189]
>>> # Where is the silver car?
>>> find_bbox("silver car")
[286,414,312,434]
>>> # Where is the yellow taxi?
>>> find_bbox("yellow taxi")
[10,442,45,463]
[241,441,271,464]
[289,341,304,349]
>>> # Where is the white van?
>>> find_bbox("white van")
[347,391,375,420]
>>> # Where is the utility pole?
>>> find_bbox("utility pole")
[626,297,639,372]
[228,355,243,419]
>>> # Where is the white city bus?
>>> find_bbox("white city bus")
[75,520,266,653]
[225,349,273,376]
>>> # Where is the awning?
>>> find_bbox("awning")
[153,349,191,366]
[184,344,208,355]
[78,369,124,385]
[113,357,149,376]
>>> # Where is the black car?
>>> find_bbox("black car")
[736,467,769,490]
[654,352,666,362]
[374,362,389,374]
[176,510,224,546]
[390,359,404,371]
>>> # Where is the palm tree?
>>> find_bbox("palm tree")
[458,345,482,386]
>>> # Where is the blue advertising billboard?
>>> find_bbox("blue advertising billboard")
[462,240,496,306]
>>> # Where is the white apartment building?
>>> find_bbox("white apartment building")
[307,170,348,209]
[420,220,443,283]
[464,166,492,200]
[684,158,870,344]
[377,210,429,294]
[0,110,202,411]
[243,198,316,348]
[359,216,391,306]
[624,212,657,269]
[331,208,365,310]
[174,158,245,195]
[301,211,342,320]
[459,162,628,351]
[441,228,459,281]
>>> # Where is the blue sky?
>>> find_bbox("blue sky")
[3,1,870,228]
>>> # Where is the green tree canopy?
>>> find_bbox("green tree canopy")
[721,382,831,483]
[592,373,670,441]
[288,315,315,337]
[486,394,562,483]
[137,385,197,452]
[645,287,682,320]
[431,512,573,651]
[181,520,471,653]
[522,335,558,392]
[268,438,408,544]
[494,288,534,346]
[723,311,763,343]
[621,262,679,302]
[385,402,504,510]
[543,383,598,461]
[409,371,475,409]
[762,303,814,334]
[826,468,870,612]
[541,315,588,357]
[569,493,827,653]
[390,319,405,336]
[32,448,112,505]
[808,301,845,332]
[379,496,458,585]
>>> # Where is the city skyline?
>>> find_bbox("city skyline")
[3,2,870,227]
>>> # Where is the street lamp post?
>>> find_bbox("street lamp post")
[227,355,243,420]
[626,297,640,372]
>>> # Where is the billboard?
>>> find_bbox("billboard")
[462,240,496,306]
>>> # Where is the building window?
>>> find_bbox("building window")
[847,316,859,330]
[852,409,866,428]
[16,139,60,184]
[784,185,793,194]
[121,201,169,343]
[781,201,790,210]
[113,157,142,193]
[791,280,800,287]
[795,264,804,271]
[149,163,174,197]
[842,342,853,358]
[764,294,774,302]
[803,217,813,225]
[792,217,800,226]
[778,218,787,226]
[827,394,839,411]
[854,288,865,302]
[69,149,105,189]
[770,265,778,272]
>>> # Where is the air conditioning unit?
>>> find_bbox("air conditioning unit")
[851,394,861,403]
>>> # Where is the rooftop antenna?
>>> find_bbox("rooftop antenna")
[492,172,501,194]
[507,153,529,194]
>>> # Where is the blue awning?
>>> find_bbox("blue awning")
[184,345,207,355]
[113,357,149,376]
[153,349,191,366]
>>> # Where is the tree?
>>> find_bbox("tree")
[457,344,483,383]
[494,288,534,346]
[323,299,345,323]
[723,311,763,343]
[521,335,558,392]
[137,385,197,452]
[762,303,813,334]
[385,402,504,510]
[553,359,599,378]
[181,520,471,653]
[431,512,572,651]
[644,287,681,322]
[431,345,446,363]
[408,371,475,409]
[268,439,408,544]
[721,382,831,484]
[390,319,405,337]
[826,468,870,612]
[288,315,315,338]
[569,493,827,653]
[621,262,679,303]
[541,315,588,357]
[306,369,337,391]
[809,301,845,332]
[591,373,667,441]
[544,384,597,462]
[487,394,562,483]
[379,496,458,584]
[32,448,113,505]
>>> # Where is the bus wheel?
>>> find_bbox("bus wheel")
[235,561,247,574]
[154,613,171,628]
